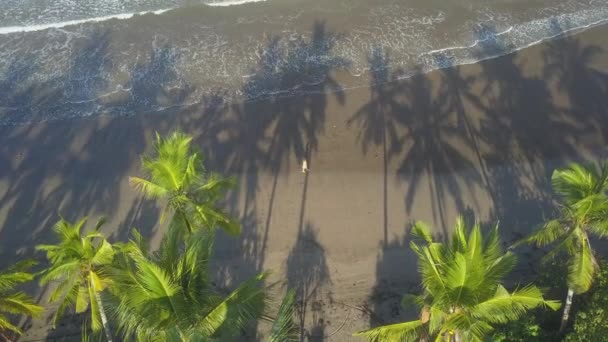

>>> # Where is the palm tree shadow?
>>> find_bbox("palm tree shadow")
[367,227,419,330]
[0,34,197,340]
[542,23,608,142]
[347,46,402,246]
[286,222,331,342]
[474,24,577,233]
[194,21,349,340]
[394,70,481,235]
[211,20,349,282]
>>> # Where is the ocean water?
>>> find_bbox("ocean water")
[0,0,607,125]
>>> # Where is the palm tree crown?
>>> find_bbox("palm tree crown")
[526,162,608,293]
[355,217,559,341]
[130,131,239,236]
[36,217,115,338]
[0,260,43,338]
[107,229,267,341]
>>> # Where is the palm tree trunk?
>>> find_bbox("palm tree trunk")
[261,171,279,268]
[382,116,388,247]
[559,287,574,333]
[95,291,113,342]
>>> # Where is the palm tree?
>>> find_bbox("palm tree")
[130,131,239,237]
[36,217,115,341]
[107,228,267,341]
[355,217,559,341]
[0,260,43,340]
[525,161,608,332]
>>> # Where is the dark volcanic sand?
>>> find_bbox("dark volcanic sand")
[2,22,608,341]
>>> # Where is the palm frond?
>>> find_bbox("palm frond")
[37,217,115,335]
[200,272,267,337]
[38,261,80,285]
[587,218,608,238]
[194,173,235,200]
[482,223,502,261]
[52,281,80,328]
[93,217,107,232]
[571,194,608,223]
[411,221,433,243]
[91,240,115,267]
[75,285,90,313]
[452,216,468,252]
[568,235,596,294]
[0,292,44,317]
[0,260,37,291]
[0,314,24,336]
[525,219,566,247]
[87,283,103,332]
[484,252,517,289]
[459,320,494,342]
[470,285,560,324]
[552,163,599,204]
[129,176,170,199]
[267,289,298,342]
[541,226,579,262]
[427,305,447,336]
[191,204,240,236]
[354,320,425,341]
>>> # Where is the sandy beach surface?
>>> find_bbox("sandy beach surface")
[1,21,608,341]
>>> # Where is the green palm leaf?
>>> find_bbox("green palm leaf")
[0,260,37,291]
[552,162,608,204]
[411,221,433,243]
[356,217,558,341]
[267,289,298,342]
[522,161,608,331]
[202,272,267,337]
[109,230,266,340]
[0,260,43,336]
[354,320,425,342]
[129,176,169,199]
[568,235,596,294]
[37,217,115,338]
[470,285,560,324]
[525,219,565,247]
[131,131,239,236]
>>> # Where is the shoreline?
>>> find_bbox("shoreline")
[2,21,608,341]
[2,0,608,126]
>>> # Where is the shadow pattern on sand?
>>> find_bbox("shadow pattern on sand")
[356,24,608,330]
[0,19,607,340]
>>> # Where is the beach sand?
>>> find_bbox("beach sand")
[2,22,608,341]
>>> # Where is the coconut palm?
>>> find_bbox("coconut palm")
[0,260,43,340]
[525,161,608,332]
[36,217,115,341]
[107,228,267,341]
[130,131,239,237]
[355,217,559,342]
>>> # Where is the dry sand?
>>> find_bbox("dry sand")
[2,23,608,341]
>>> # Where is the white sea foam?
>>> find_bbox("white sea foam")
[1,0,607,125]
[0,0,269,35]
[206,0,267,7]
[420,27,514,57]
[415,9,608,75]
[0,9,171,35]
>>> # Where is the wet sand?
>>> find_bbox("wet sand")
[3,23,608,341]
